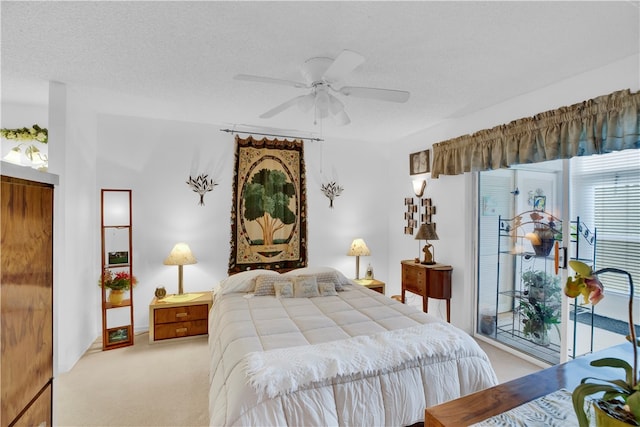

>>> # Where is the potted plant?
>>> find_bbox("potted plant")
[565,260,639,427]
[519,269,561,345]
[525,212,561,256]
[99,269,137,306]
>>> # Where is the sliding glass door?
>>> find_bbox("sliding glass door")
[476,149,639,365]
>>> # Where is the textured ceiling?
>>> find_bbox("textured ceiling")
[2,1,639,143]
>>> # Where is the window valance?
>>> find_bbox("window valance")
[431,89,640,178]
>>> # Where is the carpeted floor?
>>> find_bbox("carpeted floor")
[53,331,540,426]
[54,332,209,426]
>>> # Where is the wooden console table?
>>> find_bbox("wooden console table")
[425,342,634,426]
[401,260,453,322]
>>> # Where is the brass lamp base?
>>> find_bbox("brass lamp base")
[421,243,436,265]
[177,265,184,295]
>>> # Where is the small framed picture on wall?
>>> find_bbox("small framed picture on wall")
[533,195,546,211]
[409,150,430,175]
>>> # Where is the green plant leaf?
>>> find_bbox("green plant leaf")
[592,358,634,385]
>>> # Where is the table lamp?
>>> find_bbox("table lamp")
[415,223,439,265]
[347,238,370,279]
[163,242,197,295]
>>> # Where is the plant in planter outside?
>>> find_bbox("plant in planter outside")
[525,212,561,256]
[565,260,639,427]
[519,270,561,345]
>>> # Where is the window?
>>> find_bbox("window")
[571,150,640,294]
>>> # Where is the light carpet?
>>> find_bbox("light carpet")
[53,331,540,427]
[54,332,209,426]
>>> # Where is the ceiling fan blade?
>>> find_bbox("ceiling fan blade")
[338,86,410,103]
[234,74,308,89]
[322,50,365,83]
[259,95,308,118]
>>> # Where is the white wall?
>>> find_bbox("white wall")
[49,83,100,373]
[97,114,391,339]
[387,54,640,333]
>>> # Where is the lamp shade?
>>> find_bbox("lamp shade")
[347,238,371,256]
[163,243,197,266]
[415,223,439,241]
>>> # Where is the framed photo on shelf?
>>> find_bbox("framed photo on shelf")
[409,150,430,175]
[108,251,129,265]
[106,326,131,347]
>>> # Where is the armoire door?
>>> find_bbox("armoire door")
[1,175,54,427]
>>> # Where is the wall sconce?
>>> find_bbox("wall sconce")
[187,174,218,206]
[347,238,370,279]
[415,223,439,264]
[412,179,427,197]
[163,243,197,295]
[321,181,344,208]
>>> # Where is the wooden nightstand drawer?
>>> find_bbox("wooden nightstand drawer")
[148,292,213,343]
[402,266,426,293]
[154,319,208,340]
[154,304,208,324]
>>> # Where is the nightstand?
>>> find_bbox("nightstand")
[401,260,452,322]
[353,278,386,294]
[149,292,213,343]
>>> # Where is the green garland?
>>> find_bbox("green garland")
[0,124,48,143]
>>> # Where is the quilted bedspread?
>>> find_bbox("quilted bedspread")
[208,284,498,426]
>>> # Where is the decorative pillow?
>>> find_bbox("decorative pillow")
[293,275,320,298]
[273,281,294,298]
[283,267,350,291]
[215,269,280,295]
[254,273,284,296]
[318,281,338,296]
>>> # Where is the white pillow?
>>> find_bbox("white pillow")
[283,266,351,291]
[318,282,338,296]
[215,269,280,295]
[274,281,294,298]
[293,275,319,298]
[254,273,284,296]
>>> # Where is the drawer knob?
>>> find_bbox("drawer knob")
[176,312,187,318]
[176,327,188,333]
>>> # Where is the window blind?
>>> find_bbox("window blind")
[571,149,640,294]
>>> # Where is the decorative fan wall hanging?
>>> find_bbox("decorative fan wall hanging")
[234,50,410,126]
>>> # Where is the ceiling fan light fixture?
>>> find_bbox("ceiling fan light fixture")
[334,111,351,126]
[328,94,345,115]
[236,49,410,125]
[315,89,330,116]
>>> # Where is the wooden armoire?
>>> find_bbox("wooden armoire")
[1,163,57,427]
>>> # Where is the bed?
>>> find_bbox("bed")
[208,267,498,426]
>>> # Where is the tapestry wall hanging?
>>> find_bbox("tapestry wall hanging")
[228,136,308,274]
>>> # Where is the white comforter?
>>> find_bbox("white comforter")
[208,284,497,426]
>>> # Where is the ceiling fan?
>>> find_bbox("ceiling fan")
[234,50,410,126]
